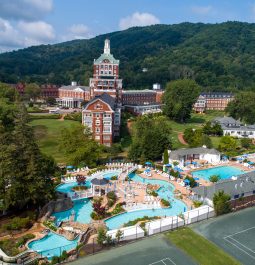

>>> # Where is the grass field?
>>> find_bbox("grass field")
[166,227,241,265]
[29,118,80,163]
[167,111,224,149]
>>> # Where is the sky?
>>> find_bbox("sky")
[0,0,255,52]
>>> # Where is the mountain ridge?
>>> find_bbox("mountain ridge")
[0,21,255,91]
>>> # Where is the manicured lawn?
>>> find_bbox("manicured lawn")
[167,111,224,149]
[29,119,80,163]
[165,227,241,265]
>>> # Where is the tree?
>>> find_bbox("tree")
[163,79,201,122]
[128,116,172,161]
[183,128,212,148]
[209,175,220,183]
[97,227,107,246]
[59,124,101,167]
[24,83,41,102]
[241,138,252,149]
[202,121,223,136]
[218,136,237,154]
[46,97,56,106]
[163,149,169,164]
[115,229,124,243]
[213,191,231,216]
[226,92,255,124]
[0,83,56,212]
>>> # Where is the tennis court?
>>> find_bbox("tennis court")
[72,234,197,265]
[192,207,255,265]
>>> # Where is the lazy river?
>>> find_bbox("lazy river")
[53,172,186,229]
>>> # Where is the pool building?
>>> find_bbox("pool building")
[192,171,255,206]
[168,146,221,167]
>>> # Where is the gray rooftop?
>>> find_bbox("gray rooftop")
[169,147,220,160]
[192,170,255,200]
[213,116,241,126]
[122,89,157,94]
[91,178,109,186]
[84,93,116,110]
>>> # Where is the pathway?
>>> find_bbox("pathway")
[177,133,188,145]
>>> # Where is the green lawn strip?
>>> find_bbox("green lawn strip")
[165,227,241,265]
[29,119,80,163]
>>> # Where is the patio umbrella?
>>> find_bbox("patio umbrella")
[67,165,74,169]
[184,179,190,184]
[248,161,254,165]
[194,177,200,181]
[145,162,152,166]
[237,157,243,161]
[165,164,172,167]
[184,161,191,165]
[191,161,197,165]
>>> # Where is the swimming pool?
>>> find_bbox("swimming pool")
[53,199,92,224]
[192,166,246,181]
[54,172,186,229]
[28,232,79,259]
[104,173,186,230]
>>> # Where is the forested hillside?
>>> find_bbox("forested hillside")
[0,22,255,91]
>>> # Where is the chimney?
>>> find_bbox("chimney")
[104,39,110,55]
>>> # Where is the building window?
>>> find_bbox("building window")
[103,135,111,140]
[96,128,100,133]
[96,120,100,125]
[234,194,239,199]
[95,136,100,140]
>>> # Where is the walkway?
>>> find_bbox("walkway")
[177,133,188,145]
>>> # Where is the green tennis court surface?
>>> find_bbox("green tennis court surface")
[192,207,255,265]
[72,234,197,265]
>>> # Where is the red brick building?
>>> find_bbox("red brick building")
[122,89,163,105]
[57,82,90,108]
[12,83,59,99]
[89,39,122,105]
[82,93,121,146]
[194,92,234,113]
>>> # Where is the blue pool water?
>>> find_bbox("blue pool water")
[54,172,186,230]
[56,181,91,194]
[192,166,246,181]
[103,171,121,180]
[104,173,186,230]
[28,232,79,259]
[53,199,92,224]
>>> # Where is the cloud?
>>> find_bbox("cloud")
[119,12,160,30]
[0,18,23,48]
[0,18,55,51]
[68,24,91,39]
[0,0,53,21]
[18,21,55,42]
[191,6,213,15]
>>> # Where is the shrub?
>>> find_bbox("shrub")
[2,217,31,231]
[43,220,57,232]
[111,203,125,215]
[209,175,220,183]
[193,200,203,208]
[97,227,107,245]
[107,191,117,201]
[213,191,231,216]
[147,190,158,197]
[161,199,170,207]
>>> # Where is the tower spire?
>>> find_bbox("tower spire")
[104,39,110,55]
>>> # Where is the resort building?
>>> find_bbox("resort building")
[192,171,255,207]
[122,89,163,106]
[56,82,90,108]
[89,39,122,105]
[82,93,121,146]
[213,117,255,139]
[13,83,59,99]
[124,103,162,116]
[168,147,221,167]
[194,92,234,113]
